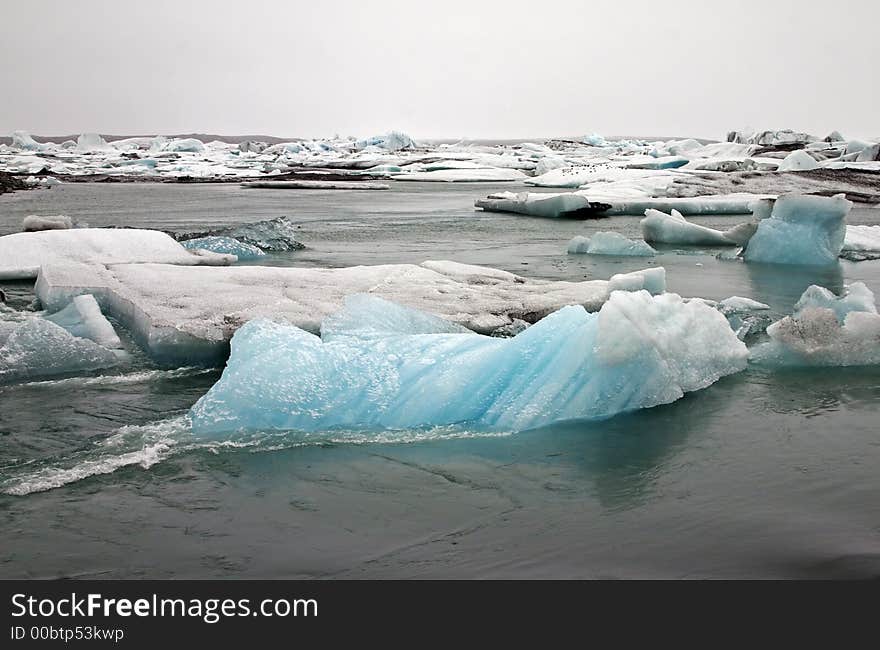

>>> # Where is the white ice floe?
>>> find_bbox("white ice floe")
[776,150,819,172]
[751,282,880,366]
[22,215,73,231]
[34,261,665,363]
[567,232,656,256]
[44,294,122,349]
[640,209,742,246]
[842,225,880,255]
[189,290,747,434]
[743,194,851,266]
[476,191,765,218]
[0,229,235,280]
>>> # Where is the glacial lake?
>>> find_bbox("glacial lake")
[1,181,879,578]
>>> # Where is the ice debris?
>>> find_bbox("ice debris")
[44,294,122,349]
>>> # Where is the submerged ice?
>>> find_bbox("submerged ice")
[190,292,748,435]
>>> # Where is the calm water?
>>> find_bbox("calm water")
[1,182,879,578]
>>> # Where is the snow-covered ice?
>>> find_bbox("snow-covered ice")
[189,291,748,434]
[567,232,656,256]
[640,209,742,246]
[743,194,851,266]
[33,261,664,363]
[0,229,235,280]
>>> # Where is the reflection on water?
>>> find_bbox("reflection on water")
[742,260,845,313]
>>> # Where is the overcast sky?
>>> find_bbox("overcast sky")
[2,1,877,141]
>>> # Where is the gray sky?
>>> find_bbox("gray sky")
[2,0,877,140]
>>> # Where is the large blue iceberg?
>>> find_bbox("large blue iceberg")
[190,292,748,435]
[743,194,851,265]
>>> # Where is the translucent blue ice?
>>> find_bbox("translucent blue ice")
[567,231,656,256]
[743,194,850,266]
[181,236,266,261]
[190,292,748,435]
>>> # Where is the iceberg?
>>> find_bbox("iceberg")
[354,131,416,151]
[76,133,111,152]
[22,215,73,232]
[160,138,205,153]
[181,236,266,261]
[640,209,740,246]
[44,294,122,349]
[0,228,235,280]
[751,283,880,366]
[0,318,119,384]
[743,194,850,265]
[190,291,748,435]
[776,150,819,172]
[567,231,656,256]
[11,131,40,151]
[176,217,305,252]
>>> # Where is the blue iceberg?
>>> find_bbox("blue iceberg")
[190,292,748,435]
[743,194,851,266]
[181,236,266,261]
[567,231,656,256]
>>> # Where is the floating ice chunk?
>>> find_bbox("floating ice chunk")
[22,215,73,232]
[160,138,205,153]
[641,209,737,246]
[567,231,656,256]
[354,132,415,151]
[76,133,111,151]
[793,282,875,322]
[608,267,666,294]
[841,225,880,261]
[751,283,880,366]
[475,191,608,218]
[721,222,759,246]
[11,131,40,151]
[626,155,689,170]
[776,150,819,172]
[178,217,305,252]
[44,294,122,349]
[189,290,747,435]
[0,229,234,280]
[716,296,772,340]
[181,236,266,261]
[0,318,119,383]
[743,193,850,266]
[583,133,607,146]
[717,296,770,314]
